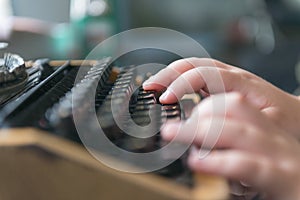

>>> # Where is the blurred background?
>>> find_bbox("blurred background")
[0,0,300,93]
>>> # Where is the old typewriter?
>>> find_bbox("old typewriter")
[0,54,229,200]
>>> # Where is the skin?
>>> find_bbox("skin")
[143,57,300,138]
[142,58,300,200]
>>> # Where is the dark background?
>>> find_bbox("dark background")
[1,0,300,93]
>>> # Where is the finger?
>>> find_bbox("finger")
[189,92,271,129]
[143,58,269,109]
[159,67,239,104]
[188,149,270,190]
[158,66,269,107]
[143,58,232,91]
[229,181,258,198]
[161,116,272,154]
[161,93,273,152]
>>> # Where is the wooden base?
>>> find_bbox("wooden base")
[0,128,229,200]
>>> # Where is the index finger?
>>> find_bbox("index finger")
[142,58,232,91]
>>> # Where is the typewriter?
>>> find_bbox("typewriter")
[0,54,229,200]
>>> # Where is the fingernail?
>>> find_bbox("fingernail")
[160,90,171,101]
[143,79,150,85]
[161,123,174,139]
[197,149,211,159]
[190,146,199,156]
[161,131,176,142]
[188,153,200,164]
[190,147,210,160]
[161,130,173,141]
[161,122,179,140]
[143,75,154,84]
[142,82,151,88]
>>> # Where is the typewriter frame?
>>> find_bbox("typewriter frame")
[0,128,229,200]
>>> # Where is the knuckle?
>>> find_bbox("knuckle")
[226,92,245,108]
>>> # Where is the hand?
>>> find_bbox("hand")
[143,58,300,138]
[161,93,300,200]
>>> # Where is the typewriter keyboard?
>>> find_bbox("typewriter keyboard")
[0,58,196,187]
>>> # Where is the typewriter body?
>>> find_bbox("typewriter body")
[0,55,229,200]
